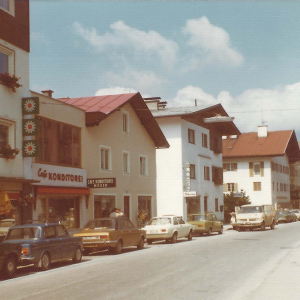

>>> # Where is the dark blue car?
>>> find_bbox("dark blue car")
[0,223,83,278]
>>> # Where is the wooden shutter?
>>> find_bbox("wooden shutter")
[249,162,254,177]
[234,183,238,192]
[260,161,264,176]
[233,163,237,171]
[223,163,227,172]
[223,184,228,192]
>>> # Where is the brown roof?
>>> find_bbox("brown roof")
[223,130,300,163]
[58,93,169,149]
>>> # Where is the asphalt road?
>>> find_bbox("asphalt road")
[1,222,300,300]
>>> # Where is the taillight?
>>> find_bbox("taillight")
[100,235,107,239]
[22,245,30,256]
[161,229,167,232]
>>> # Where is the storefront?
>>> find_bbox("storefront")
[137,196,152,227]
[31,163,89,230]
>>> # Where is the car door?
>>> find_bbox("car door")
[124,219,140,246]
[116,219,131,247]
[178,217,190,237]
[43,225,61,261]
[55,225,73,259]
[211,214,220,232]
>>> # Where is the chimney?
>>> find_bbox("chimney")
[41,89,54,98]
[258,125,268,137]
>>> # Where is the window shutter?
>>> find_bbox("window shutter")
[260,161,264,176]
[223,164,227,172]
[249,162,254,177]
[233,163,237,171]
[234,183,238,192]
[223,184,228,192]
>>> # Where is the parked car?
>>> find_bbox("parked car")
[73,217,146,255]
[290,209,300,221]
[0,219,15,242]
[276,210,294,223]
[142,215,193,244]
[187,213,223,236]
[0,223,83,278]
[288,210,298,222]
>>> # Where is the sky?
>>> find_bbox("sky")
[30,1,300,137]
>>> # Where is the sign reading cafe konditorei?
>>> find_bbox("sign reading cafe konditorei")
[87,178,116,188]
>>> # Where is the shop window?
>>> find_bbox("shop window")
[140,155,148,176]
[190,164,196,179]
[36,117,81,168]
[138,196,151,227]
[100,146,111,171]
[94,195,115,218]
[123,151,130,174]
[122,111,129,133]
[188,129,195,144]
[186,196,201,215]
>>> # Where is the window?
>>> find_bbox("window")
[204,196,208,213]
[227,183,235,192]
[253,162,261,176]
[215,198,219,212]
[223,163,237,172]
[140,155,148,176]
[202,133,208,148]
[123,151,130,174]
[253,182,261,191]
[0,124,8,146]
[122,111,129,133]
[36,117,81,167]
[188,129,195,144]
[0,51,8,74]
[0,0,9,11]
[190,164,196,179]
[100,147,111,171]
[204,166,210,180]
[212,166,223,185]
[280,183,283,192]
[249,162,264,177]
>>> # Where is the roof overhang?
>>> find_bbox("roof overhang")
[0,177,40,184]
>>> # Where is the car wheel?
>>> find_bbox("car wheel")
[147,239,153,245]
[270,220,275,230]
[40,253,51,271]
[260,221,265,231]
[73,247,82,263]
[170,232,178,244]
[218,226,223,234]
[207,228,212,236]
[187,230,192,241]
[137,237,145,250]
[3,255,17,278]
[112,240,122,255]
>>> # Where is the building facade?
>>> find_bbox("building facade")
[223,126,300,209]
[146,98,239,221]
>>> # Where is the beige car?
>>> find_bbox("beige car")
[0,219,15,242]
[73,217,146,255]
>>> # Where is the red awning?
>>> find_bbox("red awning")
[7,192,21,200]
[37,187,90,195]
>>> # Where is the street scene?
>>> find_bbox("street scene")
[2,0,300,299]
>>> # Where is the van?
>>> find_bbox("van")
[235,204,276,231]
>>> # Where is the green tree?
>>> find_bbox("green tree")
[223,192,251,223]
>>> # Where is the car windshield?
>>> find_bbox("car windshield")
[240,206,262,213]
[277,211,287,216]
[0,220,15,227]
[291,210,299,213]
[84,219,114,230]
[188,215,207,221]
[6,227,41,240]
[148,218,171,225]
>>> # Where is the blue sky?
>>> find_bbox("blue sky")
[30,1,300,136]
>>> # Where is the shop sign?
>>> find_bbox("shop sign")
[23,118,40,136]
[23,140,39,157]
[22,97,39,115]
[184,191,196,197]
[87,178,116,188]
[32,163,87,187]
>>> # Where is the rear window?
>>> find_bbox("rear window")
[84,219,114,230]
[240,206,262,213]
[188,215,207,221]
[6,227,41,240]
[148,218,171,225]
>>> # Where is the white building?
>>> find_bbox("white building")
[223,126,300,209]
[146,98,239,221]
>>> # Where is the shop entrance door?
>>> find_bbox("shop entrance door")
[138,196,151,227]
[124,196,130,219]
[186,196,201,216]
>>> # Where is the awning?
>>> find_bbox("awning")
[0,190,11,216]
[37,186,90,195]
[0,177,39,183]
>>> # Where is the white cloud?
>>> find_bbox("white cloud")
[182,17,244,67]
[73,21,179,69]
[169,82,300,136]
[95,87,137,96]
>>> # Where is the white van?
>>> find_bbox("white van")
[235,204,276,231]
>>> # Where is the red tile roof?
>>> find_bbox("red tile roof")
[223,130,300,163]
[57,93,169,149]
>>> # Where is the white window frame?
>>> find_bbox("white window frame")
[100,146,111,172]
[123,151,130,175]
[0,44,15,75]
[0,117,16,153]
[188,129,195,144]
[0,1,15,17]
[122,110,130,134]
[204,166,210,180]
[139,155,148,176]
[202,133,208,148]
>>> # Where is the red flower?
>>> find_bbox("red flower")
[0,73,22,92]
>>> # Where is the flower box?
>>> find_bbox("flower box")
[0,73,22,92]
[0,144,20,159]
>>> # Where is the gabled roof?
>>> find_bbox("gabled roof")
[223,130,300,163]
[58,93,169,149]
[151,103,240,136]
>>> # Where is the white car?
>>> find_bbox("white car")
[142,215,193,244]
[290,209,300,221]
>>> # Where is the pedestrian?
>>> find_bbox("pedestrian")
[109,208,124,217]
